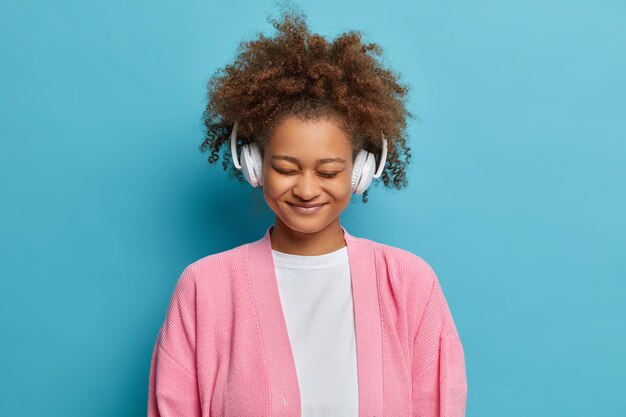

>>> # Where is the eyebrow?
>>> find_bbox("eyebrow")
[272,155,347,165]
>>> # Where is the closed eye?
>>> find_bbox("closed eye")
[275,169,297,175]
[275,169,339,178]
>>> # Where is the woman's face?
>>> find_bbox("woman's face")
[262,115,354,235]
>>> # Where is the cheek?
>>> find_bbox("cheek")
[262,187,280,214]
[335,176,353,199]
[262,175,290,203]
[339,187,353,201]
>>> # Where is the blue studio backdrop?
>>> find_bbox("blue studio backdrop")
[1,0,625,416]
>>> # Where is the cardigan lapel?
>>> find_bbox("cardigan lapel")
[246,224,383,417]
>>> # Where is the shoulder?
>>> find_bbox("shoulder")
[364,237,440,290]
[174,240,252,288]
[369,238,437,274]
[189,241,249,270]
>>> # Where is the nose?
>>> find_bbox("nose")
[291,170,321,201]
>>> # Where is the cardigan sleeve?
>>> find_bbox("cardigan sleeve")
[411,271,467,417]
[147,266,202,417]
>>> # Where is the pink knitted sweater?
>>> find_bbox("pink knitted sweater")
[147,224,467,417]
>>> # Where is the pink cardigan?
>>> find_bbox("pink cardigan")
[147,225,467,417]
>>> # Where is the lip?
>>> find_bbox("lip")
[287,202,326,215]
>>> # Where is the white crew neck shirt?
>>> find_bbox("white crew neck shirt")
[271,246,358,417]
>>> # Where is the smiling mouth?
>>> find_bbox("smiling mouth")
[288,203,326,208]
[287,202,327,214]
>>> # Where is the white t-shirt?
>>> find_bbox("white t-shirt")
[271,245,359,417]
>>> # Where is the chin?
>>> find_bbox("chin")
[276,213,329,234]
[282,219,325,234]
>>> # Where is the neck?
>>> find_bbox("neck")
[270,217,346,256]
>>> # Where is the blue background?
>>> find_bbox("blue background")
[1,0,625,415]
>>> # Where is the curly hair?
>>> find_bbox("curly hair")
[200,6,415,203]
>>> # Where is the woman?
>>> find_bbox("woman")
[147,8,467,417]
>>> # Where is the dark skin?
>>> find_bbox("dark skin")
[270,218,346,256]
[262,115,354,255]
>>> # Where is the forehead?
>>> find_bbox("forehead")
[266,116,352,160]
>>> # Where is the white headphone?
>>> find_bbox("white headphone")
[230,121,388,195]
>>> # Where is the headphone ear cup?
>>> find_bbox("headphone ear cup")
[353,151,376,195]
[241,143,263,187]
[352,150,369,194]
[351,150,365,193]
[249,143,263,186]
